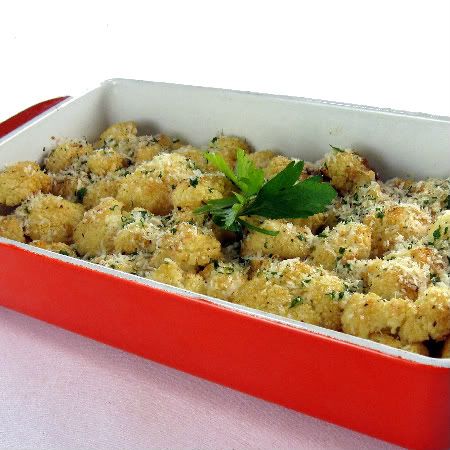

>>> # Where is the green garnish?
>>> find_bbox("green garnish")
[75,187,87,202]
[58,250,69,256]
[329,145,344,152]
[289,296,304,308]
[446,194,450,209]
[189,177,199,187]
[195,149,337,235]
[433,226,442,241]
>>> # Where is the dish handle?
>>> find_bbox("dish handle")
[0,97,69,139]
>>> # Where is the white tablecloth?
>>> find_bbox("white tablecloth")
[0,307,398,450]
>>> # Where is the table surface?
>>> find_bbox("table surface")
[0,307,398,450]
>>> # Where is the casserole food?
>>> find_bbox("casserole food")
[0,80,449,449]
[1,122,449,359]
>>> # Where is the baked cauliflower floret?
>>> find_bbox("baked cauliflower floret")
[51,175,85,202]
[254,259,344,330]
[232,277,292,315]
[151,222,222,272]
[173,146,212,172]
[385,245,448,279]
[343,287,450,345]
[247,150,277,169]
[322,149,375,193]
[364,204,431,257]
[171,174,231,209]
[427,210,450,250]
[91,253,136,273]
[98,121,138,146]
[386,177,450,216]
[241,220,313,259]
[87,149,126,176]
[0,215,25,243]
[291,212,331,234]
[209,135,251,167]
[311,222,371,270]
[369,333,429,356]
[136,153,197,186]
[201,261,249,301]
[263,155,292,180]
[134,143,163,164]
[0,161,51,206]
[399,285,450,343]
[45,141,93,173]
[82,178,121,209]
[342,293,409,339]
[149,258,206,295]
[116,170,171,215]
[113,208,163,254]
[73,197,123,257]
[17,193,84,243]
[29,240,76,257]
[365,257,429,301]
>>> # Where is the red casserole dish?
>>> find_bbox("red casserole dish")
[0,80,449,449]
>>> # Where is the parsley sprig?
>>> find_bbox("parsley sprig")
[195,149,337,235]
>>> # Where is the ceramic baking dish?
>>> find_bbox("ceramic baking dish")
[0,79,449,449]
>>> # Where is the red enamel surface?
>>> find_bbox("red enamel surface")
[0,100,449,450]
[0,97,68,138]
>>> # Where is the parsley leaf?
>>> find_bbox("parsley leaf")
[75,187,87,202]
[196,150,337,235]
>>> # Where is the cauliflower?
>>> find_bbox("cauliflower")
[201,261,249,301]
[247,150,277,169]
[364,204,431,257]
[311,222,371,270]
[209,135,251,167]
[116,170,171,215]
[17,193,84,243]
[29,240,76,257]
[87,149,125,176]
[173,146,212,172]
[342,286,450,344]
[73,197,123,256]
[369,333,429,356]
[291,212,331,234]
[98,121,138,146]
[254,259,345,330]
[263,155,292,180]
[91,253,136,273]
[0,161,51,206]
[82,178,121,209]
[134,143,163,164]
[171,174,231,209]
[322,149,375,193]
[427,210,450,249]
[113,208,163,254]
[385,246,448,278]
[150,258,206,294]
[365,257,429,301]
[51,175,84,202]
[45,141,93,173]
[150,222,222,272]
[241,219,313,259]
[342,293,409,339]
[0,215,25,243]
[135,153,196,185]
[231,277,292,315]
[399,285,450,343]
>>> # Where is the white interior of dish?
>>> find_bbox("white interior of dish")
[1,78,449,368]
